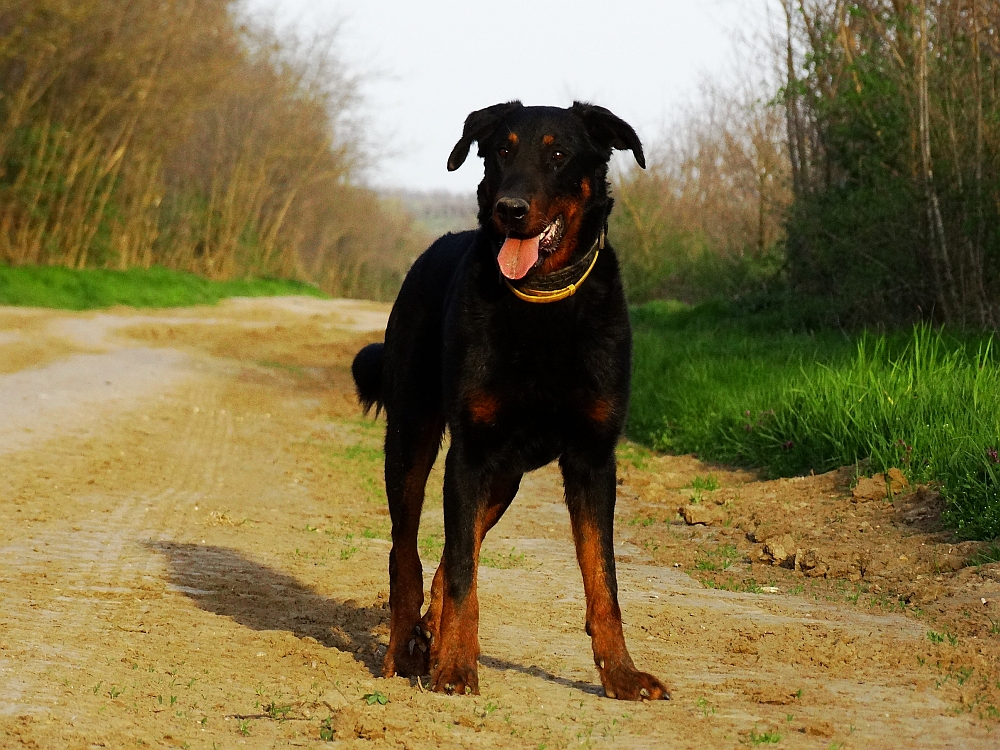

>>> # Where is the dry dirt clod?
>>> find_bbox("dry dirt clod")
[796,548,828,577]
[887,467,909,493]
[680,504,724,526]
[853,474,888,502]
[853,468,909,503]
[763,534,796,566]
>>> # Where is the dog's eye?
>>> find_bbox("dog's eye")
[552,150,566,162]
[498,147,510,159]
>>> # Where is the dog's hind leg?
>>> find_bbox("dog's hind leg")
[425,451,521,695]
[382,413,444,678]
[561,448,671,701]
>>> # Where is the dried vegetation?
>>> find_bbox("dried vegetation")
[0,0,427,299]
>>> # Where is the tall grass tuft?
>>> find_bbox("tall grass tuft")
[629,302,1000,539]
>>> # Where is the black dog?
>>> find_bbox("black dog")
[351,101,668,700]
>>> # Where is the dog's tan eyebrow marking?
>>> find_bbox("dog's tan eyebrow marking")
[542,134,555,146]
[507,132,519,145]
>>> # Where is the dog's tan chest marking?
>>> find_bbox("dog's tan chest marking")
[467,390,500,425]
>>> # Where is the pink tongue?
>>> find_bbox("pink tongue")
[497,235,540,280]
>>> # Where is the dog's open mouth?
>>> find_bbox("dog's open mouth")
[497,216,564,281]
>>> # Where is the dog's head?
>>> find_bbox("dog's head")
[448,101,645,280]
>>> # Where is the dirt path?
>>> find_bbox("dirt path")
[1,299,998,749]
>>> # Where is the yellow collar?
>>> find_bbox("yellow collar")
[503,230,604,304]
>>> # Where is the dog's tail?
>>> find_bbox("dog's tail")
[351,343,384,415]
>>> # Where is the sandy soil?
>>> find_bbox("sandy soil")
[1,297,999,749]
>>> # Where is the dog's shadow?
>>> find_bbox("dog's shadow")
[480,655,602,696]
[150,541,602,695]
[149,541,385,674]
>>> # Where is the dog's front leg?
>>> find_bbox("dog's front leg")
[426,445,519,695]
[561,449,671,700]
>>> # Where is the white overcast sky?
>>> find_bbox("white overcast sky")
[242,1,769,193]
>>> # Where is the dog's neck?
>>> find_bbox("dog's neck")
[501,227,605,304]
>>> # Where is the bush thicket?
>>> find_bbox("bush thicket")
[775,1,1000,327]
[614,2,1000,329]
[610,79,791,305]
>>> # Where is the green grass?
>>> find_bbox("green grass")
[0,264,325,310]
[629,300,1000,539]
[628,300,859,457]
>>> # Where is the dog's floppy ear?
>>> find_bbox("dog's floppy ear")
[447,101,523,171]
[570,101,646,169]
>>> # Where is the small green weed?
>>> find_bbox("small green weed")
[696,696,715,717]
[689,474,720,492]
[480,547,529,569]
[846,584,866,604]
[363,691,388,706]
[969,544,1000,566]
[419,534,444,562]
[695,543,740,572]
[265,702,292,719]
[238,719,251,736]
[320,716,335,740]
[475,700,500,719]
[748,726,782,745]
[628,514,657,527]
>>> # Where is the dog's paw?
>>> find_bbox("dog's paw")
[599,667,670,701]
[418,610,440,649]
[382,635,429,678]
[430,659,479,696]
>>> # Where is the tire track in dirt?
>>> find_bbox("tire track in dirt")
[1,300,386,744]
[0,348,194,457]
[0,297,283,719]
[0,371,233,718]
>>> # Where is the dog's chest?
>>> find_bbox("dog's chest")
[450,306,623,432]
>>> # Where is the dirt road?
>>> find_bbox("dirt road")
[1,298,998,749]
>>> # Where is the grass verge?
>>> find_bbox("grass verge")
[0,264,325,310]
[629,300,1000,539]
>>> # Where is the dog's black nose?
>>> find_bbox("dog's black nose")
[495,197,530,225]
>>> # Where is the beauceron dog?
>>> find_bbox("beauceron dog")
[351,101,668,700]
